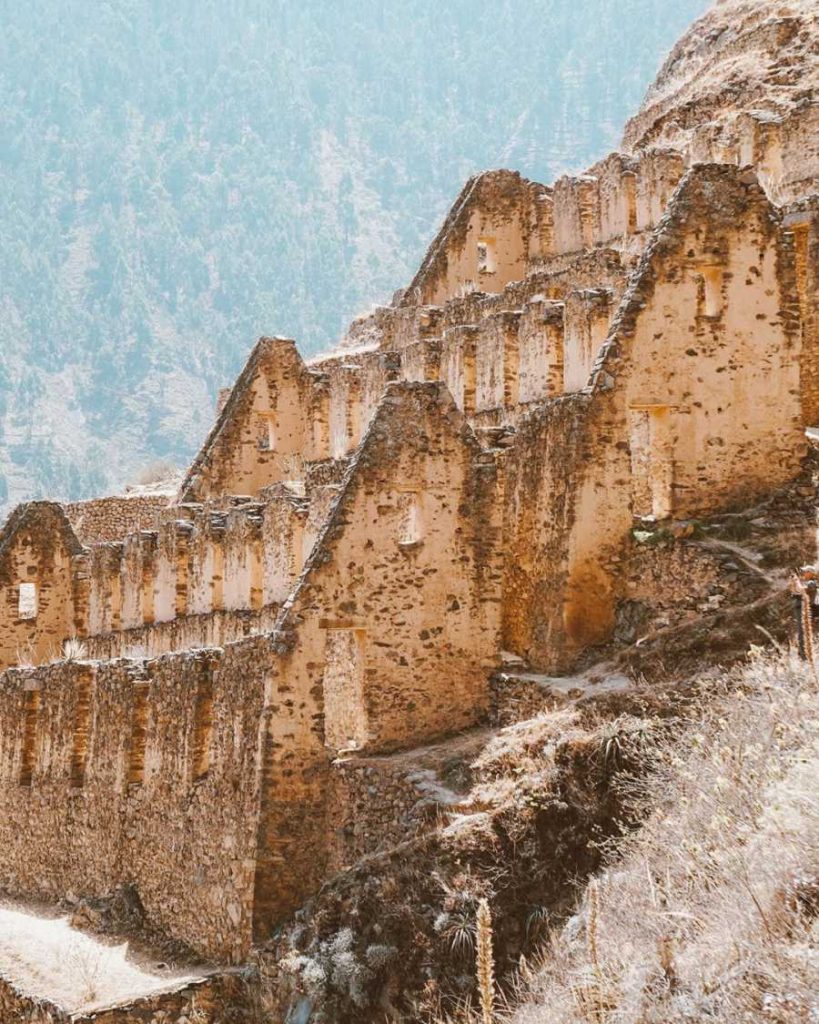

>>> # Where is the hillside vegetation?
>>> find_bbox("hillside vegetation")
[0,0,708,511]
[453,650,818,1023]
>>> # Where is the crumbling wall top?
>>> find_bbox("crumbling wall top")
[63,494,170,545]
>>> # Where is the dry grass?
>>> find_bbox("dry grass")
[67,937,101,1005]
[467,710,580,807]
[15,637,88,667]
[61,637,88,662]
[505,649,819,1024]
[476,899,495,1024]
[473,710,581,779]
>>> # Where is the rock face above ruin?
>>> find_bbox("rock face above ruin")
[623,0,818,199]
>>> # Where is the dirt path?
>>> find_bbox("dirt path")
[0,900,208,1014]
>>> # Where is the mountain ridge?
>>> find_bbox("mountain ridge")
[0,0,709,513]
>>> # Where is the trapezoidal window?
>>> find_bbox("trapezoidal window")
[346,385,363,449]
[477,237,496,275]
[257,413,277,451]
[322,628,368,753]
[548,320,566,397]
[398,492,424,548]
[209,539,225,612]
[699,266,724,318]
[461,336,478,416]
[19,689,40,787]
[18,582,37,620]
[191,674,214,782]
[70,672,93,788]
[629,405,674,520]
[126,683,150,787]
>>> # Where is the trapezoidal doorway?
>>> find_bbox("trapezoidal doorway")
[322,626,369,753]
[628,404,675,520]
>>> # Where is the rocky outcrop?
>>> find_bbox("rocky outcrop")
[623,0,819,201]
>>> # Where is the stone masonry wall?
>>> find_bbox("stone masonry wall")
[181,337,322,503]
[83,605,279,661]
[251,382,504,941]
[0,641,267,962]
[608,165,804,516]
[64,495,170,545]
[0,504,86,671]
[281,381,503,755]
[503,165,803,672]
[403,170,549,307]
[326,753,462,875]
[502,393,608,671]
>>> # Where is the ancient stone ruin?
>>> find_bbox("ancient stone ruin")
[0,0,816,1017]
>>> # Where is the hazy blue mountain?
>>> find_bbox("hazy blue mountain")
[0,0,710,511]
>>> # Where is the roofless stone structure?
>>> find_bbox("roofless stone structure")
[0,1,816,1015]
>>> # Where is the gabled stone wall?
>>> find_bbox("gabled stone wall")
[502,164,805,673]
[180,336,324,502]
[0,504,87,670]
[251,382,504,941]
[402,170,551,307]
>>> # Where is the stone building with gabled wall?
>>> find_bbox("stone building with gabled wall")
[0,502,87,669]
[0,381,503,959]
[0,0,816,979]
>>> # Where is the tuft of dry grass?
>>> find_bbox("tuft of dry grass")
[506,649,819,1024]
[467,710,581,807]
[476,899,495,1024]
[473,710,581,780]
[61,637,88,662]
[67,937,102,1006]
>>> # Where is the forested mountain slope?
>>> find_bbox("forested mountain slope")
[0,0,708,510]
